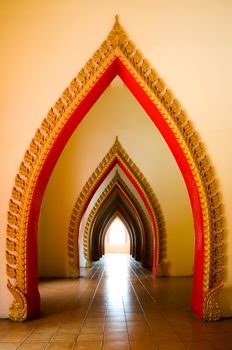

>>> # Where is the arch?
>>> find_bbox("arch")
[68,139,165,277]
[90,192,144,263]
[86,178,148,265]
[103,214,131,255]
[6,17,224,321]
[82,171,153,268]
[98,207,138,260]
[101,211,134,257]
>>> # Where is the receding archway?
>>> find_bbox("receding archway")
[68,138,164,278]
[89,189,145,264]
[81,170,154,269]
[105,217,130,254]
[102,212,130,256]
[6,17,223,321]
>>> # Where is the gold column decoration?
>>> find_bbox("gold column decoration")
[68,137,166,277]
[203,287,222,321]
[6,16,224,321]
[82,171,154,268]
[7,280,27,321]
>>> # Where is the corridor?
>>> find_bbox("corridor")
[0,254,232,350]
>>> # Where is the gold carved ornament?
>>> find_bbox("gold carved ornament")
[82,171,154,269]
[6,16,224,321]
[68,137,166,277]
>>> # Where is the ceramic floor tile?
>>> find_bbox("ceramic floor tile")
[17,343,48,350]
[184,341,217,350]
[103,331,129,340]
[130,341,158,350]
[77,333,103,341]
[156,342,187,349]
[102,340,130,350]
[51,333,77,342]
[24,333,54,342]
[80,327,104,334]
[74,341,102,349]
[0,344,20,350]
[46,343,74,349]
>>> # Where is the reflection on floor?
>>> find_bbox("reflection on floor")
[0,254,232,349]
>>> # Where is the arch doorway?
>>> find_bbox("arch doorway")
[105,217,130,254]
[6,17,223,321]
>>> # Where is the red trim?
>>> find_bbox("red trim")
[26,57,204,319]
[117,58,204,317]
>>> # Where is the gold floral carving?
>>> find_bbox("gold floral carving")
[203,286,222,321]
[6,16,224,321]
[68,137,166,277]
[82,171,154,268]
[7,280,27,322]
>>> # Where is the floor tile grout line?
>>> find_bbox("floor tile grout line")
[102,256,130,350]
[129,260,176,349]
[128,260,156,329]
[129,258,189,348]
[74,263,106,348]
[14,328,38,350]
[129,258,163,312]
[19,263,103,349]
[52,262,104,337]
[121,258,135,350]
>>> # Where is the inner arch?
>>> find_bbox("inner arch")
[105,217,130,254]
[80,169,154,270]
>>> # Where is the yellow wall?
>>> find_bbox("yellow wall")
[1,0,232,317]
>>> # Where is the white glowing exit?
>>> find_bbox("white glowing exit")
[105,217,130,254]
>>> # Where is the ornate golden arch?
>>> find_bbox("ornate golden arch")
[82,171,154,269]
[6,16,224,321]
[68,137,165,276]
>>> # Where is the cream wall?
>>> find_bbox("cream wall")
[1,0,232,317]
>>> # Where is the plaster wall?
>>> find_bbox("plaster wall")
[1,0,232,317]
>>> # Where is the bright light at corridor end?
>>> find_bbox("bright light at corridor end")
[105,217,130,254]
[107,217,128,244]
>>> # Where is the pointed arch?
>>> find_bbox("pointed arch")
[89,191,144,263]
[100,211,134,257]
[6,17,224,321]
[82,171,153,269]
[68,138,165,277]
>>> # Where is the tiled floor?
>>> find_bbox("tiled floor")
[0,254,232,350]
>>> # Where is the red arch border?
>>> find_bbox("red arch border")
[27,57,203,319]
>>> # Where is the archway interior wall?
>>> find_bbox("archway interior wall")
[39,82,194,278]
